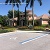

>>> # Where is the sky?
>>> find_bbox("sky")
[0,0,50,16]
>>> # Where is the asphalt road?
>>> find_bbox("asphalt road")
[0,31,50,50]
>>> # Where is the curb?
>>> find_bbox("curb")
[0,31,17,36]
[16,30,44,33]
[0,30,49,36]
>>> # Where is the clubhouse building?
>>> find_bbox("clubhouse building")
[9,10,50,26]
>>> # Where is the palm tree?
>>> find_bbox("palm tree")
[24,6,27,26]
[48,10,50,16]
[48,10,50,25]
[22,0,42,27]
[5,0,21,26]
[22,0,28,26]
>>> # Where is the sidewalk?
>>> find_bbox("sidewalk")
[16,30,44,33]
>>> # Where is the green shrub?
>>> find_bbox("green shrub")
[0,29,9,33]
[34,26,45,31]
[41,24,47,27]
[18,26,28,30]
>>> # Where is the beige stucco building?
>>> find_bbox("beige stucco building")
[36,14,49,25]
[9,10,49,26]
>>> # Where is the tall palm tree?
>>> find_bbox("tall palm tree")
[5,0,21,26]
[22,0,42,27]
[48,10,50,16]
[48,10,50,25]
[22,0,27,26]
[25,6,27,26]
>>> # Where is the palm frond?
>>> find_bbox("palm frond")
[18,0,21,3]
[15,0,21,7]
[5,0,9,5]
[38,0,42,6]
[22,0,25,2]
[16,4,19,8]
[5,0,21,7]
[48,10,50,14]
[9,0,12,5]
[30,0,34,7]
[5,0,9,3]
[26,0,30,7]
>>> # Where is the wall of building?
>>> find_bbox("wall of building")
[34,16,37,20]
[42,20,48,25]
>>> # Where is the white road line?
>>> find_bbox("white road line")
[20,34,48,44]
[10,38,12,39]
[10,37,17,40]
[13,37,17,40]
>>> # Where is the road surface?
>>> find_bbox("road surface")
[0,31,50,50]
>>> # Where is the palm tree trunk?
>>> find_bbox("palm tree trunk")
[25,6,27,26]
[32,4,34,27]
[17,6,20,26]
[18,7,20,26]
[12,3,14,26]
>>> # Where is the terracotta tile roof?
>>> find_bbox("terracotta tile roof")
[26,10,32,12]
[36,17,39,19]
[27,12,32,15]
[36,14,49,20]
[34,14,37,17]
[41,14,49,19]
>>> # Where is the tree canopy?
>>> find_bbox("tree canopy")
[7,10,22,18]
[0,15,9,26]
[5,0,21,8]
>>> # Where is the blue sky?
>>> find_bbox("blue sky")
[0,0,50,16]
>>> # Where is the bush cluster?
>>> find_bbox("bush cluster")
[18,26,28,30]
[34,26,45,31]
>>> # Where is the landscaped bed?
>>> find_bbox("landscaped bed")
[18,25,50,31]
[0,27,17,33]
[0,25,50,33]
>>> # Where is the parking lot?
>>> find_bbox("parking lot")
[0,31,50,50]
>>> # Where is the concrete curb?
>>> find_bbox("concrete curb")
[16,30,50,34]
[0,31,16,36]
[16,30,44,33]
[0,30,49,36]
